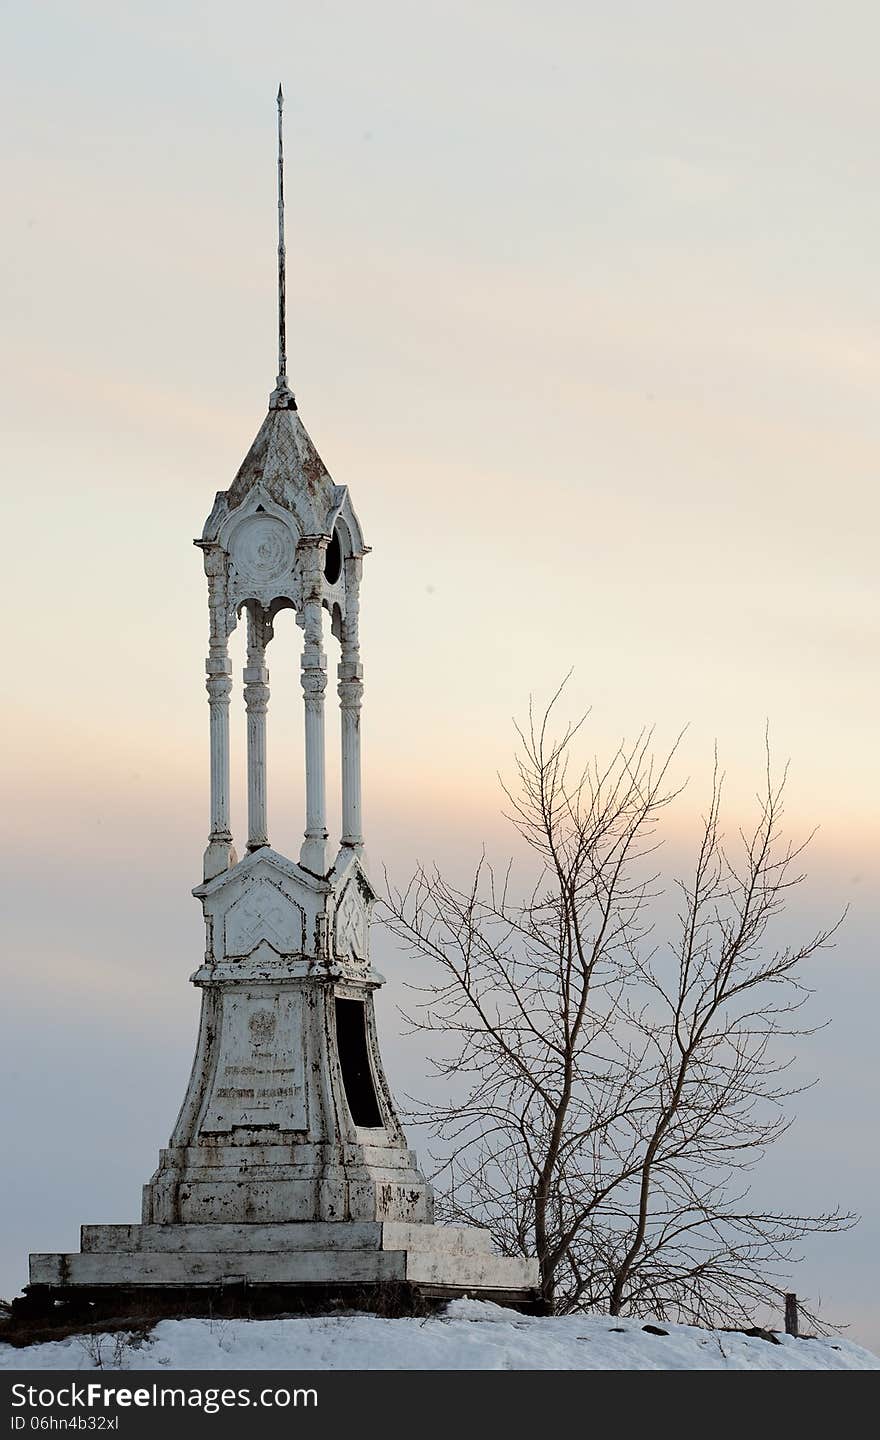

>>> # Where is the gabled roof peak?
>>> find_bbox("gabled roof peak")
[200,402,367,554]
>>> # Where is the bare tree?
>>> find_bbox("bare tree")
[383,686,855,1324]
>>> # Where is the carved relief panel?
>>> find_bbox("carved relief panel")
[333,874,371,964]
[199,987,307,1133]
[224,878,306,959]
[217,489,303,627]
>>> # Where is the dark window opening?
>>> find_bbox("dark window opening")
[324,527,342,584]
[334,998,382,1128]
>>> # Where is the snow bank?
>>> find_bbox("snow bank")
[2,1300,876,1372]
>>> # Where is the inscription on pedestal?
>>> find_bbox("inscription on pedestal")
[201,989,306,1132]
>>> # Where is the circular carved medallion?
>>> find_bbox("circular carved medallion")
[231,515,295,586]
[249,1009,277,1045]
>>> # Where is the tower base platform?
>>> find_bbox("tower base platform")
[20,1223,541,1324]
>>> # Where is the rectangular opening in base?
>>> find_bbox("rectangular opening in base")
[334,997,383,1128]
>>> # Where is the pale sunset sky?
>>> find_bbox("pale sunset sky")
[1,2,878,1345]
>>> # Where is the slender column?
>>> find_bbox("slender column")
[338,556,364,848]
[244,602,270,851]
[202,547,235,880]
[299,543,328,873]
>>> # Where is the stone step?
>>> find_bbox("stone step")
[80,1222,494,1256]
[30,1246,538,1293]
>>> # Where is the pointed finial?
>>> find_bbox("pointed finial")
[270,82,296,410]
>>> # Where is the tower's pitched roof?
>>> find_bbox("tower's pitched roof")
[201,403,366,552]
[230,405,336,516]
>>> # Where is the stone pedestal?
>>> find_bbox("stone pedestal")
[26,843,540,1314]
[140,845,433,1228]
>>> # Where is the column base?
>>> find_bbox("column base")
[299,836,328,874]
[203,838,237,882]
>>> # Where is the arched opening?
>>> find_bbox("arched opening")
[324,527,342,585]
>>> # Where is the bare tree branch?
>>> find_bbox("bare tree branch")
[381,690,856,1323]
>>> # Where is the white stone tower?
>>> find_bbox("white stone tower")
[140,355,434,1231]
[24,91,538,1314]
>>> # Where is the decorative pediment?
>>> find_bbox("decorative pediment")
[327,847,377,902]
[216,487,303,618]
[225,878,306,959]
[195,846,330,902]
[333,878,370,964]
[196,848,329,966]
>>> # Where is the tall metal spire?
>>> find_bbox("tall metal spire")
[270,83,296,410]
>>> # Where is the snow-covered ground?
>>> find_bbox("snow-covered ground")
[2,1301,877,1371]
